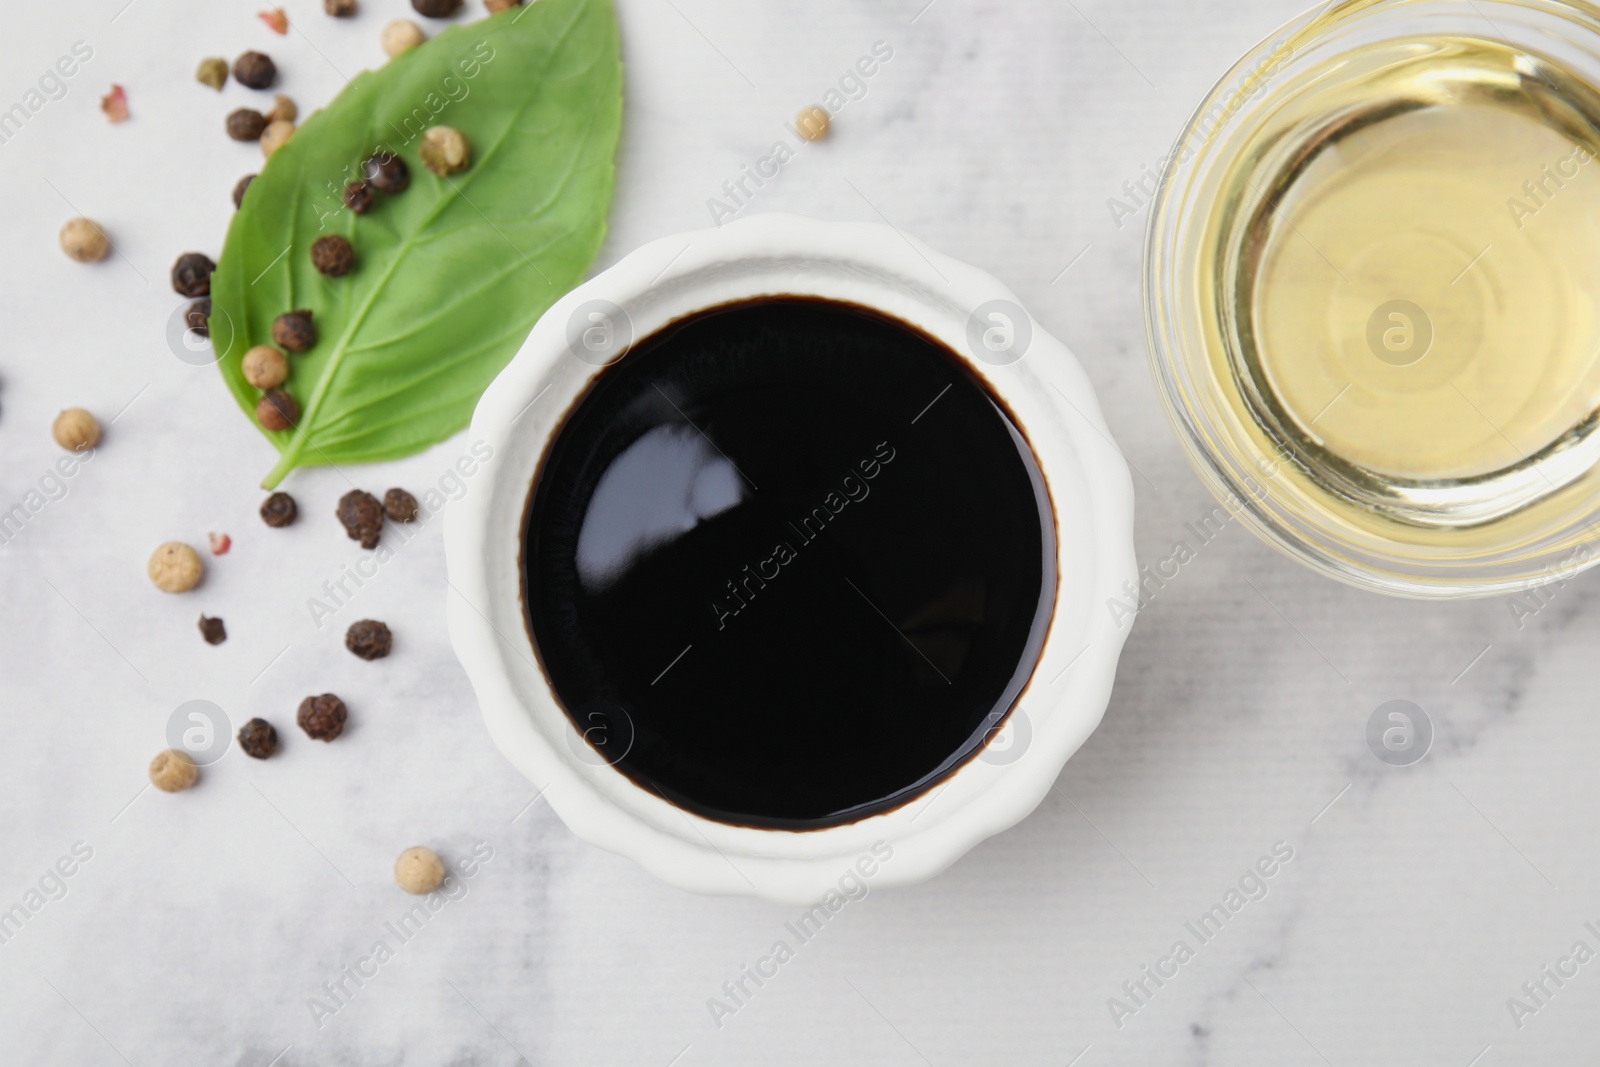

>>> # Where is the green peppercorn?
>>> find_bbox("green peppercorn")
[196,57,228,91]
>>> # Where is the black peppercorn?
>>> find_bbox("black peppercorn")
[257,389,298,431]
[260,491,298,527]
[325,0,357,14]
[233,174,255,209]
[412,0,462,15]
[171,252,216,298]
[226,108,268,142]
[383,488,419,522]
[363,151,409,194]
[342,179,375,214]
[199,615,227,645]
[297,694,347,741]
[233,51,277,90]
[337,489,384,549]
[238,718,280,758]
[185,298,211,338]
[272,309,316,352]
[345,619,393,660]
[311,234,355,277]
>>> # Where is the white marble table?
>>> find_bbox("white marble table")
[4,0,1597,1063]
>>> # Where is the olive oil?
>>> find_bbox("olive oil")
[1203,35,1600,535]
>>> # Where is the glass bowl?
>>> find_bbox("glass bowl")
[1144,0,1600,597]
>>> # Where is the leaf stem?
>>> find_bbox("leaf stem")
[262,451,296,489]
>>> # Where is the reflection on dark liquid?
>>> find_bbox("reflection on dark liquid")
[524,299,1054,829]
[575,424,745,591]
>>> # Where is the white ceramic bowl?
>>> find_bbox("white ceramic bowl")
[445,213,1137,903]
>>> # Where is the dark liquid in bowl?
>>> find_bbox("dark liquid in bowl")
[523,298,1054,829]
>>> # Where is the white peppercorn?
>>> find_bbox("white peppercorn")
[382,20,426,57]
[52,408,100,452]
[394,846,446,894]
[148,542,204,593]
[796,105,831,142]
[149,749,199,792]
[59,217,110,262]
[260,119,295,157]
[242,345,289,388]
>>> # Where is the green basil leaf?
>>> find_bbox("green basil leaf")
[212,0,621,488]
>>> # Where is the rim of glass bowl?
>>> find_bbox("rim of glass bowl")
[1143,0,1600,599]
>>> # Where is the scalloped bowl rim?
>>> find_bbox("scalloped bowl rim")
[444,213,1137,903]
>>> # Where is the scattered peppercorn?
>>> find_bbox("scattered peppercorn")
[196,57,229,91]
[363,150,410,193]
[257,389,298,431]
[149,542,204,593]
[242,344,289,389]
[796,105,831,142]
[233,50,277,90]
[209,532,231,556]
[394,846,445,894]
[260,491,298,527]
[346,619,393,660]
[337,490,384,549]
[149,749,199,792]
[272,309,316,352]
[382,19,427,56]
[227,108,268,141]
[52,408,100,452]
[343,179,375,214]
[233,174,255,209]
[311,234,355,277]
[101,84,129,124]
[419,126,470,176]
[485,0,522,11]
[185,298,211,338]
[171,252,216,298]
[325,0,357,14]
[59,217,111,263]
[413,0,462,15]
[298,693,348,741]
[383,488,419,523]
[266,94,297,124]
[260,119,295,157]
[238,718,279,759]
[199,615,227,645]
[259,7,289,34]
